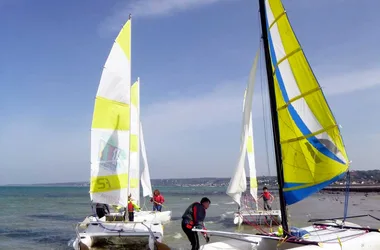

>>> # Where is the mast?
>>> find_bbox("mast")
[258,0,288,234]
[127,13,132,204]
[137,76,140,206]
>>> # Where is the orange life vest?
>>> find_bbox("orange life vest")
[128,201,134,212]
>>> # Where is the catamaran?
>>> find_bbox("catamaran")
[197,0,380,249]
[230,50,281,227]
[72,15,168,250]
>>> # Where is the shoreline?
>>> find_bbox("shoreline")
[321,185,380,193]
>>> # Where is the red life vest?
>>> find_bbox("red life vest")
[262,192,271,201]
[128,201,134,212]
[153,195,164,204]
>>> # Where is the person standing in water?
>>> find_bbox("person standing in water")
[181,197,211,250]
[258,186,274,210]
[150,189,165,212]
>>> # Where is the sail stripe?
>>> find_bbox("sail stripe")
[90,174,139,193]
[264,4,344,165]
[277,87,321,111]
[92,97,130,130]
[281,125,338,144]
[283,173,346,204]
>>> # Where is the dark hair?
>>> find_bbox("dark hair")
[200,197,211,204]
[153,189,160,195]
[263,186,268,190]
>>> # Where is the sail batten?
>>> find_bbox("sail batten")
[90,19,132,207]
[264,0,349,205]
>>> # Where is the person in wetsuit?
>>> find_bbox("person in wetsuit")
[95,203,110,218]
[181,197,211,250]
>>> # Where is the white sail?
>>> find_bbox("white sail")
[226,49,259,206]
[140,121,153,198]
[90,19,132,207]
[129,78,141,205]
[247,102,258,209]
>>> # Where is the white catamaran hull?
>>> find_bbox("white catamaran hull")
[200,223,380,250]
[234,210,281,226]
[134,210,172,224]
[72,215,163,250]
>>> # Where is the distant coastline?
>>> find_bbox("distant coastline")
[5,170,380,193]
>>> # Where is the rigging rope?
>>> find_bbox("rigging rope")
[257,11,272,177]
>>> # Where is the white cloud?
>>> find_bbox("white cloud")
[141,65,380,139]
[100,0,229,32]
[319,66,380,96]
[126,0,223,17]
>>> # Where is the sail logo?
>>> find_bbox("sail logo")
[98,140,124,172]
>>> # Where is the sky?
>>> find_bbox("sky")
[0,0,379,185]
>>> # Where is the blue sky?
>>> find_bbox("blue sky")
[0,0,379,185]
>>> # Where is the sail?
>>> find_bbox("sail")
[264,0,349,205]
[226,49,260,206]
[242,88,258,208]
[129,78,140,205]
[90,18,132,207]
[247,113,258,207]
[140,121,153,198]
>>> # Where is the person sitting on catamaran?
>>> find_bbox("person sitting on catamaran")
[95,203,110,218]
[127,194,140,221]
[150,189,165,212]
[258,186,274,210]
[181,197,211,250]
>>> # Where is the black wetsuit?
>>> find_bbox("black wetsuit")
[181,202,206,250]
[95,203,110,218]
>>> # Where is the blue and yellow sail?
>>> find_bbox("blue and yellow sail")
[264,0,349,205]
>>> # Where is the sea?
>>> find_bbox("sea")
[1,186,379,250]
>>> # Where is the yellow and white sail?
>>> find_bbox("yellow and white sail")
[129,78,141,205]
[264,0,349,205]
[90,18,132,207]
[226,49,260,206]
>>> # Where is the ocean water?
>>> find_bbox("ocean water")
[1,186,379,250]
